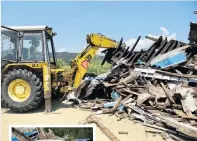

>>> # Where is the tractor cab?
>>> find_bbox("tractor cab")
[1,25,58,68]
[1,26,60,113]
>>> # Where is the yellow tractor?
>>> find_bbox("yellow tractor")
[1,25,122,113]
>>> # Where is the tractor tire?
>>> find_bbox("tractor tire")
[1,69,43,112]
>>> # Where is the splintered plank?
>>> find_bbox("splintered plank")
[160,82,175,104]
[85,114,121,141]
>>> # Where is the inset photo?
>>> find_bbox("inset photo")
[10,126,94,141]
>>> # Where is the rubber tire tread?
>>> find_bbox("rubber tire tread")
[1,69,43,112]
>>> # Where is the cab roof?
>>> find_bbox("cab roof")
[5,25,56,36]
[8,25,51,31]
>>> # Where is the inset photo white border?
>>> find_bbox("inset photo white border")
[9,124,96,141]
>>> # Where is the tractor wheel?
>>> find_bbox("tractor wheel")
[1,69,43,112]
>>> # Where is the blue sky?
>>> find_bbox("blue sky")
[2,1,197,53]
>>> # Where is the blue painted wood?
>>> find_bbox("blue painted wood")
[151,52,186,69]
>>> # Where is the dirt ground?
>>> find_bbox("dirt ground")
[1,100,165,141]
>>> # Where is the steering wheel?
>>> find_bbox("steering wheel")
[101,37,123,65]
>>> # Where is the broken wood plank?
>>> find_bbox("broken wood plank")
[156,114,197,139]
[121,94,133,103]
[182,115,197,120]
[143,123,177,134]
[148,85,166,98]
[160,82,175,104]
[37,127,49,139]
[118,131,128,134]
[102,96,123,114]
[137,93,154,106]
[173,109,187,117]
[122,89,140,96]
[84,114,121,141]
[172,104,183,110]
[168,134,185,141]
[181,99,196,124]
[145,129,164,134]
[156,69,197,78]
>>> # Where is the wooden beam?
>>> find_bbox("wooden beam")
[85,114,120,141]
[160,82,175,104]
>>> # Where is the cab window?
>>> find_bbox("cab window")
[21,32,43,61]
[1,28,18,60]
[46,37,55,64]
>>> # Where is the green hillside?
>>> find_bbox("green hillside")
[55,52,111,75]
[56,51,104,64]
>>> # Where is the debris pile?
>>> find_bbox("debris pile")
[69,22,197,140]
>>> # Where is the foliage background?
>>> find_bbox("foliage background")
[56,52,111,75]
[44,127,93,140]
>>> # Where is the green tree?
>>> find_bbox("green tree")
[56,56,111,75]
[44,128,93,140]
[56,58,71,70]
[87,57,111,75]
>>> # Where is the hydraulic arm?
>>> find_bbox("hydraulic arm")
[70,33,119,88]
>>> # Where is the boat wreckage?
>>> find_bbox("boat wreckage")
[66,22,197,141]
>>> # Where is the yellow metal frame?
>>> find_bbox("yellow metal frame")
[71,33,119,88]
[72,46,98,88]
[87,33,118,47]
